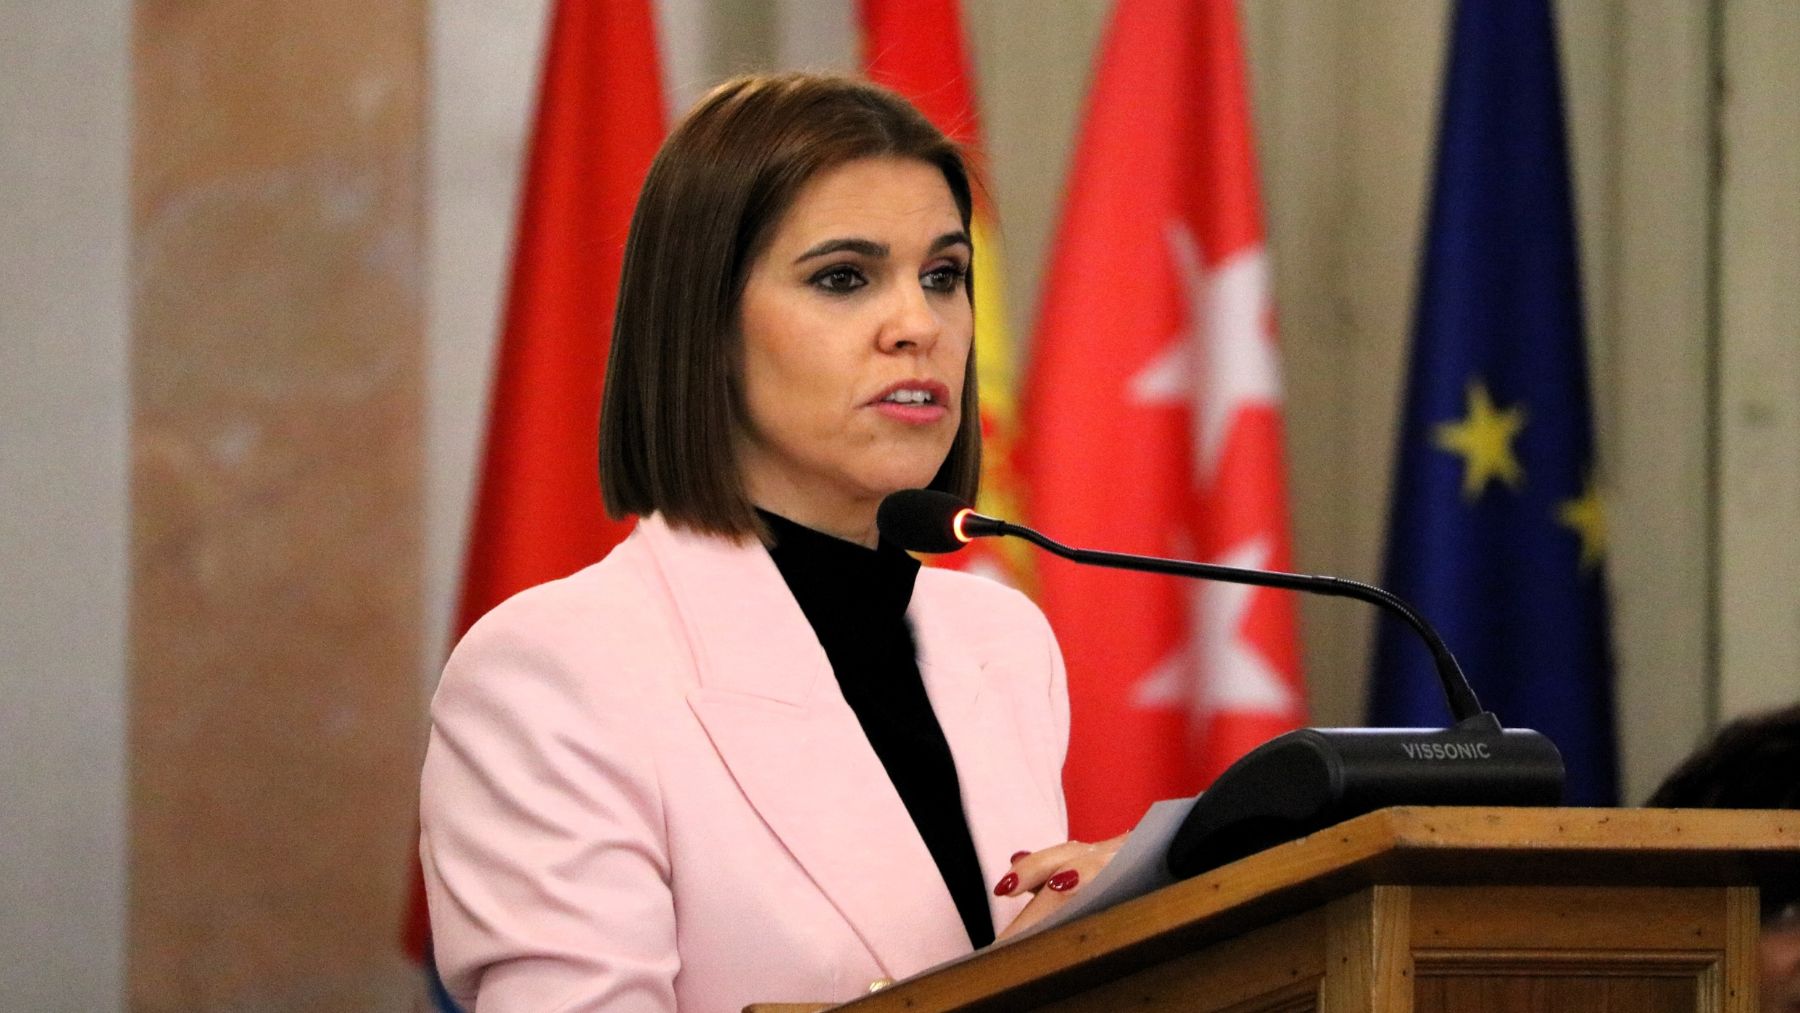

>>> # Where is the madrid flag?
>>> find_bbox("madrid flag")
[1022,0,1307,839]
[403,0,665,1002]
[858,0,1033,589]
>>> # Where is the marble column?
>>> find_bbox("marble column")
[131,2,425,1009]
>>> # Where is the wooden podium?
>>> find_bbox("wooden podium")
[751,807,1800,1013]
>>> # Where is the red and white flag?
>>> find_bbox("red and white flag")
[1021,0,1307,840]
[404,0,665,998]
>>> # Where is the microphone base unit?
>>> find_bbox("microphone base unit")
[1165,718,1565,881]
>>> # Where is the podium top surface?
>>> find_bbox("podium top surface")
[1260,804,1799,886]
[824,806,1800,1013]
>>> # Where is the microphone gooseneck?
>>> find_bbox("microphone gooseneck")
[877,489,1489,727]
[876,488,1564,882]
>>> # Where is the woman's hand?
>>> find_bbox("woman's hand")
[993,834,1128,940]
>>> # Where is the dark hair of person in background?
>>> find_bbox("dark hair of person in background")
[1647,703,1800,810]
[599,72,982,537]
[1647,702,1800,915]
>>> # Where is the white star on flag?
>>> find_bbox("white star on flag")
[1126,222,1291,719]
[1131,537,1298,719]
[1128,224,1280,482]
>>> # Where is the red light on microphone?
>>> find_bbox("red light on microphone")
[951,508,976,544]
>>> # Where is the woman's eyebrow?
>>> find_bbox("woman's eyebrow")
[929,231,972,254]
[794,237,885,263]
[793,230,972,265]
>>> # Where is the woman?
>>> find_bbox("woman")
[421,73,1114,1012]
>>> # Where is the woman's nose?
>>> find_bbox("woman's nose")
[876,281,941,354]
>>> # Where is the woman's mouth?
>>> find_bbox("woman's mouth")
[869,381,951,424]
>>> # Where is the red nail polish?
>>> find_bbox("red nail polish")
[993,872,1018,896]
[1047,869,1080,893]
[1009,850,1031,864]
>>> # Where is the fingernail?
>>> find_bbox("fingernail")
[1009,850,1031,864]
[993,872,1018,896]
[1047,869,1080,892]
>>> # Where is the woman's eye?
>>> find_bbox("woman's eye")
[922,264,968,293]
[812,265,866,293]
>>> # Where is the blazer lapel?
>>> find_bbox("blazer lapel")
[912,586,1067,937]
[639,516,970,977]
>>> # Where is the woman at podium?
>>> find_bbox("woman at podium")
[419,73,1113,1012]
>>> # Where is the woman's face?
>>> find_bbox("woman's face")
[736,155,972,539]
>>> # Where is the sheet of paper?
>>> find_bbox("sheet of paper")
[1009,795,1194,937]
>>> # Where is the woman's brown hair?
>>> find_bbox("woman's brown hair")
[599,72,981,537]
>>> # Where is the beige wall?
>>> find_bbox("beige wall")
[1717,1,1800,719]
[1,4,131,1010]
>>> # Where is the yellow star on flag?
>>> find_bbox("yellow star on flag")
[1433,380,1527,500]
[1558,475,1608,570]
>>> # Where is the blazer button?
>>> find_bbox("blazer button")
[867,978,895,993]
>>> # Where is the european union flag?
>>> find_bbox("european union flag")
[1368,0,1618,804]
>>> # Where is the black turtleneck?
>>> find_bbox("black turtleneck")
[759,510,995,950]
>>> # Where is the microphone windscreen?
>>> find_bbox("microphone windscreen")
[877,489,970,553]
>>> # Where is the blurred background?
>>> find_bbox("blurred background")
[3,0,1795,1009]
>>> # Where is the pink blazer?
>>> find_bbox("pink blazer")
[420,514,1069,1012]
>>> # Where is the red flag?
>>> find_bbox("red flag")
[1021,0,1307,840]
[857,0,1033,590]
[403,0,665,977]
[857,0,979,148]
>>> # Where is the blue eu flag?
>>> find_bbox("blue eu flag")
[1368,0,1618,804]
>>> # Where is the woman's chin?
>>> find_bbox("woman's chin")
[856,459,952,502]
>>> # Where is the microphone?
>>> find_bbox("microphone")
[878,489,1565,880]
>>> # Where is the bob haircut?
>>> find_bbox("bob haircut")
[599,72,981,538]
